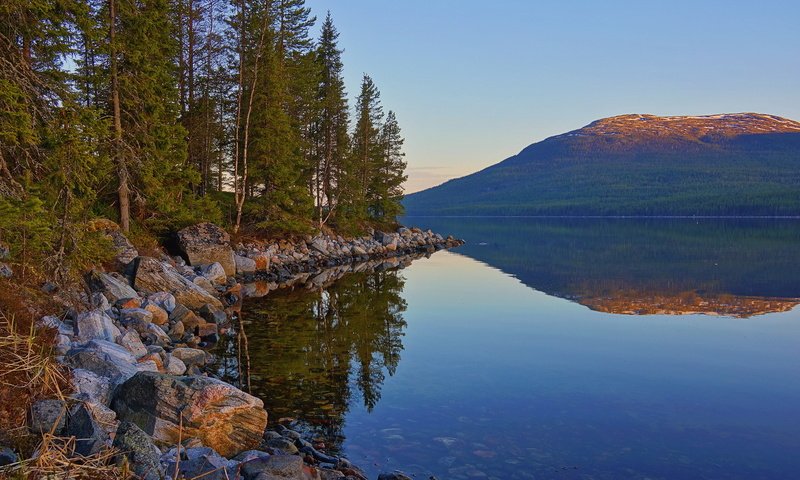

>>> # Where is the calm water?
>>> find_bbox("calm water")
[216,218,800,479]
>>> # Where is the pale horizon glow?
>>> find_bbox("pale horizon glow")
[304,0,800,193]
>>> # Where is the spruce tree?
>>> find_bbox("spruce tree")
[348,74,384,223]
[311,12,349,227]
[374,110,407,222]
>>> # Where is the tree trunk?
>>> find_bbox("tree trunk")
[110,0,129,232]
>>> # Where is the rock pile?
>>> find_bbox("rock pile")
[10,222,462,479]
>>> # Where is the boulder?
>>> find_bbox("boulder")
[112,372,268,457]
[199,262,228,285]
[164,354,187,375]
[240,454,303,480]
[252,253,271,271]
[113,422,162,480]
[170,347,207,369]
[199,303,227,325]
[65,339,157,387]
[177,223,236,276]
[74,309,122,343]
[71,368,112,405]
[235,254,257,274]
[147,292,177,313]
[132,256,223,310]
[107,230,139,269]
[117,330,148,358]
[266,436,297,454]
[66,401,118,456]
[161,447,239,480]
[143,302,169,326]
[85,270,138,303]
[192,275,218,295]
[29,399,67,434]
[0,447,17,467]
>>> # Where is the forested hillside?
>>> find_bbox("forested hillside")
[404,113,800,217]
[0,0,407,282]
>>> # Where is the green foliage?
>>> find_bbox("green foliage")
[0,0,409,286]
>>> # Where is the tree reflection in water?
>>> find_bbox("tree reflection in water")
[213,267,408,454]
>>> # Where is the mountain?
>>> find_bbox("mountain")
[404,113,800,216]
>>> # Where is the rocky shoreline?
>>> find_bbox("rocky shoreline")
[2,222,463,480]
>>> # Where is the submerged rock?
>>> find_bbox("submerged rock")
[240,454,303,480]
[112,371,268,457]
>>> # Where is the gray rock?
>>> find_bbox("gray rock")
[71,368,112,405]
[147,291,177,313]
[266,436,298,454]
[38,315,73,336]
[29,399,67,434]
[161,446,238,480]
[164,354,187,375]
[65,339,150,387]
[177,223,236,276]
[74,309,122,343]
[66,402,117,456]
[113,422,162,480]
[119,307,154,325]
[318,469,345,479]
[310,238,329,255]
[189,274,216,295]
[235,254,257,274]
[90,292,111,310]
[107,230,139,269]
[85,270,138,303]
[117,330,148,358]
[112,372,268,457]
[0,263,12,278]
[133,256,223,310]
[200,262,228,285]
[199,303,227,325]
[0,447,18,467]
[240,454,303,480]
[233,450,270,463]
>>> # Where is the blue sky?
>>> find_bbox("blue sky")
[304,0,800,192]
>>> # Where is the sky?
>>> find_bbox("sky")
[303,0,800,193]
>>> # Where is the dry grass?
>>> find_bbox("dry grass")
[0,312,68,403]
[0,432,127,480]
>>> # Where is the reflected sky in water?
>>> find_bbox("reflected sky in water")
[225,219,800,479]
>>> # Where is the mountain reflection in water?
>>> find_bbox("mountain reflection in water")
[405,217,800,317]
[213,219,800,478]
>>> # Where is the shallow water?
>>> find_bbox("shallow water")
[217,218,800,479]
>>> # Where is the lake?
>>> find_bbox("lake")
[215,218,800,479]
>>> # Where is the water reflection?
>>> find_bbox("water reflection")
[214,261,411,453]
[404,217,800,317]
